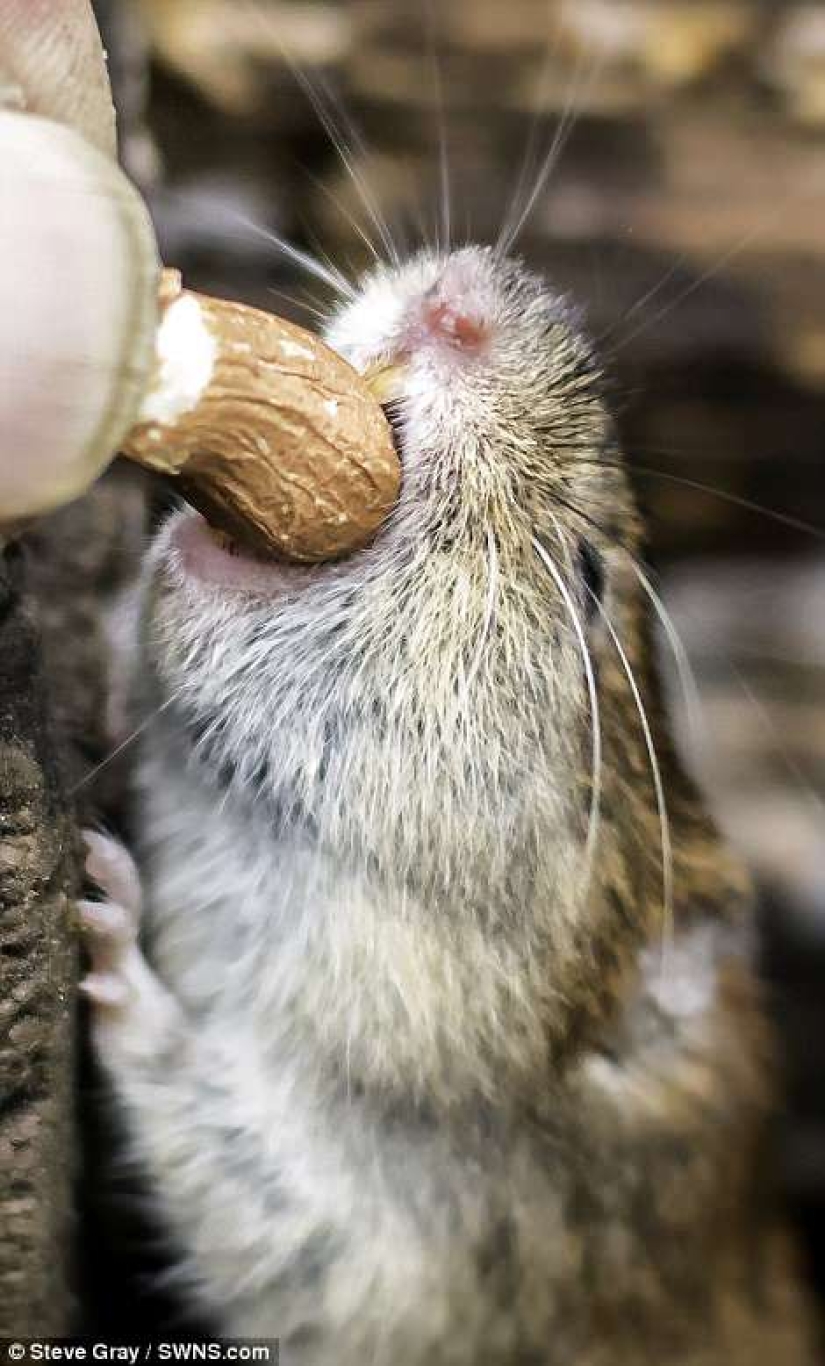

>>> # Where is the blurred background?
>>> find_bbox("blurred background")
[91,0,825,1308]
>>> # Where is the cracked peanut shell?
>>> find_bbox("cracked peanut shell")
[122,270,400,563]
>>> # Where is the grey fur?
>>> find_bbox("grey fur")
[89,248,814,1362]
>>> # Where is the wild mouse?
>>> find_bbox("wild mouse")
[81,246,815,1363]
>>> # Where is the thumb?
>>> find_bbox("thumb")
[0,111,160,521]
[0,0,117,156]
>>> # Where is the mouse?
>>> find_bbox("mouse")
[80,245,816,1362]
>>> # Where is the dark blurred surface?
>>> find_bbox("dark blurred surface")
[87,0,825,1328]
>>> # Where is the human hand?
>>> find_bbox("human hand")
[0,0,160,522]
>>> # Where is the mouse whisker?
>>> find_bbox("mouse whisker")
[630,460,825,543]
[152,186,356,301]
[532,533,603,904]
[265,285,330,325]
[550,475,821,845]
[545,483,704,756]
[242,0,400,269]
[593,255,692,352]
[422,0,452,255]
[300,168,383,269]
[717,662,825,817]
[227,211,356,299]
[495,35,561,261]
[629,562,704,754]
[68,690,184,796]
[574,455,825,543]
[497,49,603,260]
[599,204,814,361]
[591,592,675,961]
[546,485,635,559]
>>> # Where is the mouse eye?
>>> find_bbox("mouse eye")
[577,540,605,619]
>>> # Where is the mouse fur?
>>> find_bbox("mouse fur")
[83,247,816,1363]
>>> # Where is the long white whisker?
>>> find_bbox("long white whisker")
[495,36,560,258]
[303,169,382,266]
[304,80,400,267]
[533,535,602,898]
[591,595,674,953]
[423,0,451,253]
[229,211,355,298]
[595,254,688,348]
[724,663,825,816]
[634,464,825,543]
[309,231,363,300]
[69,692,182,795]
[266,286,329,324]
[574,454,825,543]
[302,65,397,242]
[245,0,399,267]
[629,560,704,752]
[604,222,770,359]
[498,52,600,259]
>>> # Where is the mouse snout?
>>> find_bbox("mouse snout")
[398,288,489,358]
[404,259,492,356]
[418,296,488,350]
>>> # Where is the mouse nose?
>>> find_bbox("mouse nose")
[419,297,488,350]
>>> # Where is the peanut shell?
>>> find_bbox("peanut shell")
[122,271,400,563]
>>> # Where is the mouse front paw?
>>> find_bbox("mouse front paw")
[77,896,139,1010]
[79,830,142,1010]
[84,829,142,925]
[78,831,179,1052]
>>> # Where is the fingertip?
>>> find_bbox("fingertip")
[0,114,160,520]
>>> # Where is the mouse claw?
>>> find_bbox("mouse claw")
[77,848,181,1044]
[77,897,138,1016]
[83,829,143,925]
[80,970,132,1010]
[78,897,136,952]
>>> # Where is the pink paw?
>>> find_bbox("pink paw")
[79,833,182,1054]
[79,831,142,1011]
[83,830,142,920]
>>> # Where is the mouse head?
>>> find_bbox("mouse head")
[139,246,712,1089]
[157,247,638,622]
[145,250,666,1025]
[327,246,634,556]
